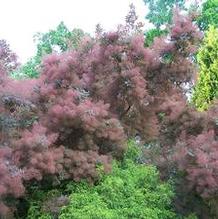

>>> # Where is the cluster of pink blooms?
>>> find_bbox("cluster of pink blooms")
[1,9,214,216]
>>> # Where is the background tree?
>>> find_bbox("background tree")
[143,0,185,29]
[143,0,185,46]
[34,21,85,57]
[192,26,218,111]
[197,0,218,31]
[12,22,86,79]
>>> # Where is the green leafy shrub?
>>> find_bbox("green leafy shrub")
[59,141,176,219]
[26,183,71,219]
[192,26,218,111]
[25,141,176,219]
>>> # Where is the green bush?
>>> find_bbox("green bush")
[26,189,61,219]
[60,165,175,219]
[26,140,176,219]
[26,140,198,219]
[58,140,176,219]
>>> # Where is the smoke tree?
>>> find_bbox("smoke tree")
[0,8,205,217]
[0,39,19,73]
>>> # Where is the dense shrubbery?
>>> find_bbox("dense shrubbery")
[59,144,175,219]
[1,5,218,218]
[26,141,178,219]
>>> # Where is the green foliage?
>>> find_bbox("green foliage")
[144,28,168,47]
[143,0,185,28]
[184,214,198,219]
[11,58,39,79]
[59,143,176,219]
[12,22,86,79]
[26,189,59,219]
[197,0,218,31]
[34,22,85,58]
[26,141,177,219]
[122,139,141,162]
[192,26,218,111]
[27,187,63,219]
[143,0,184,46]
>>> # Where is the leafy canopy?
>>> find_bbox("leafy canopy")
[143,0,185,28]
[143,0,185,46]
[12,22,86,79]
